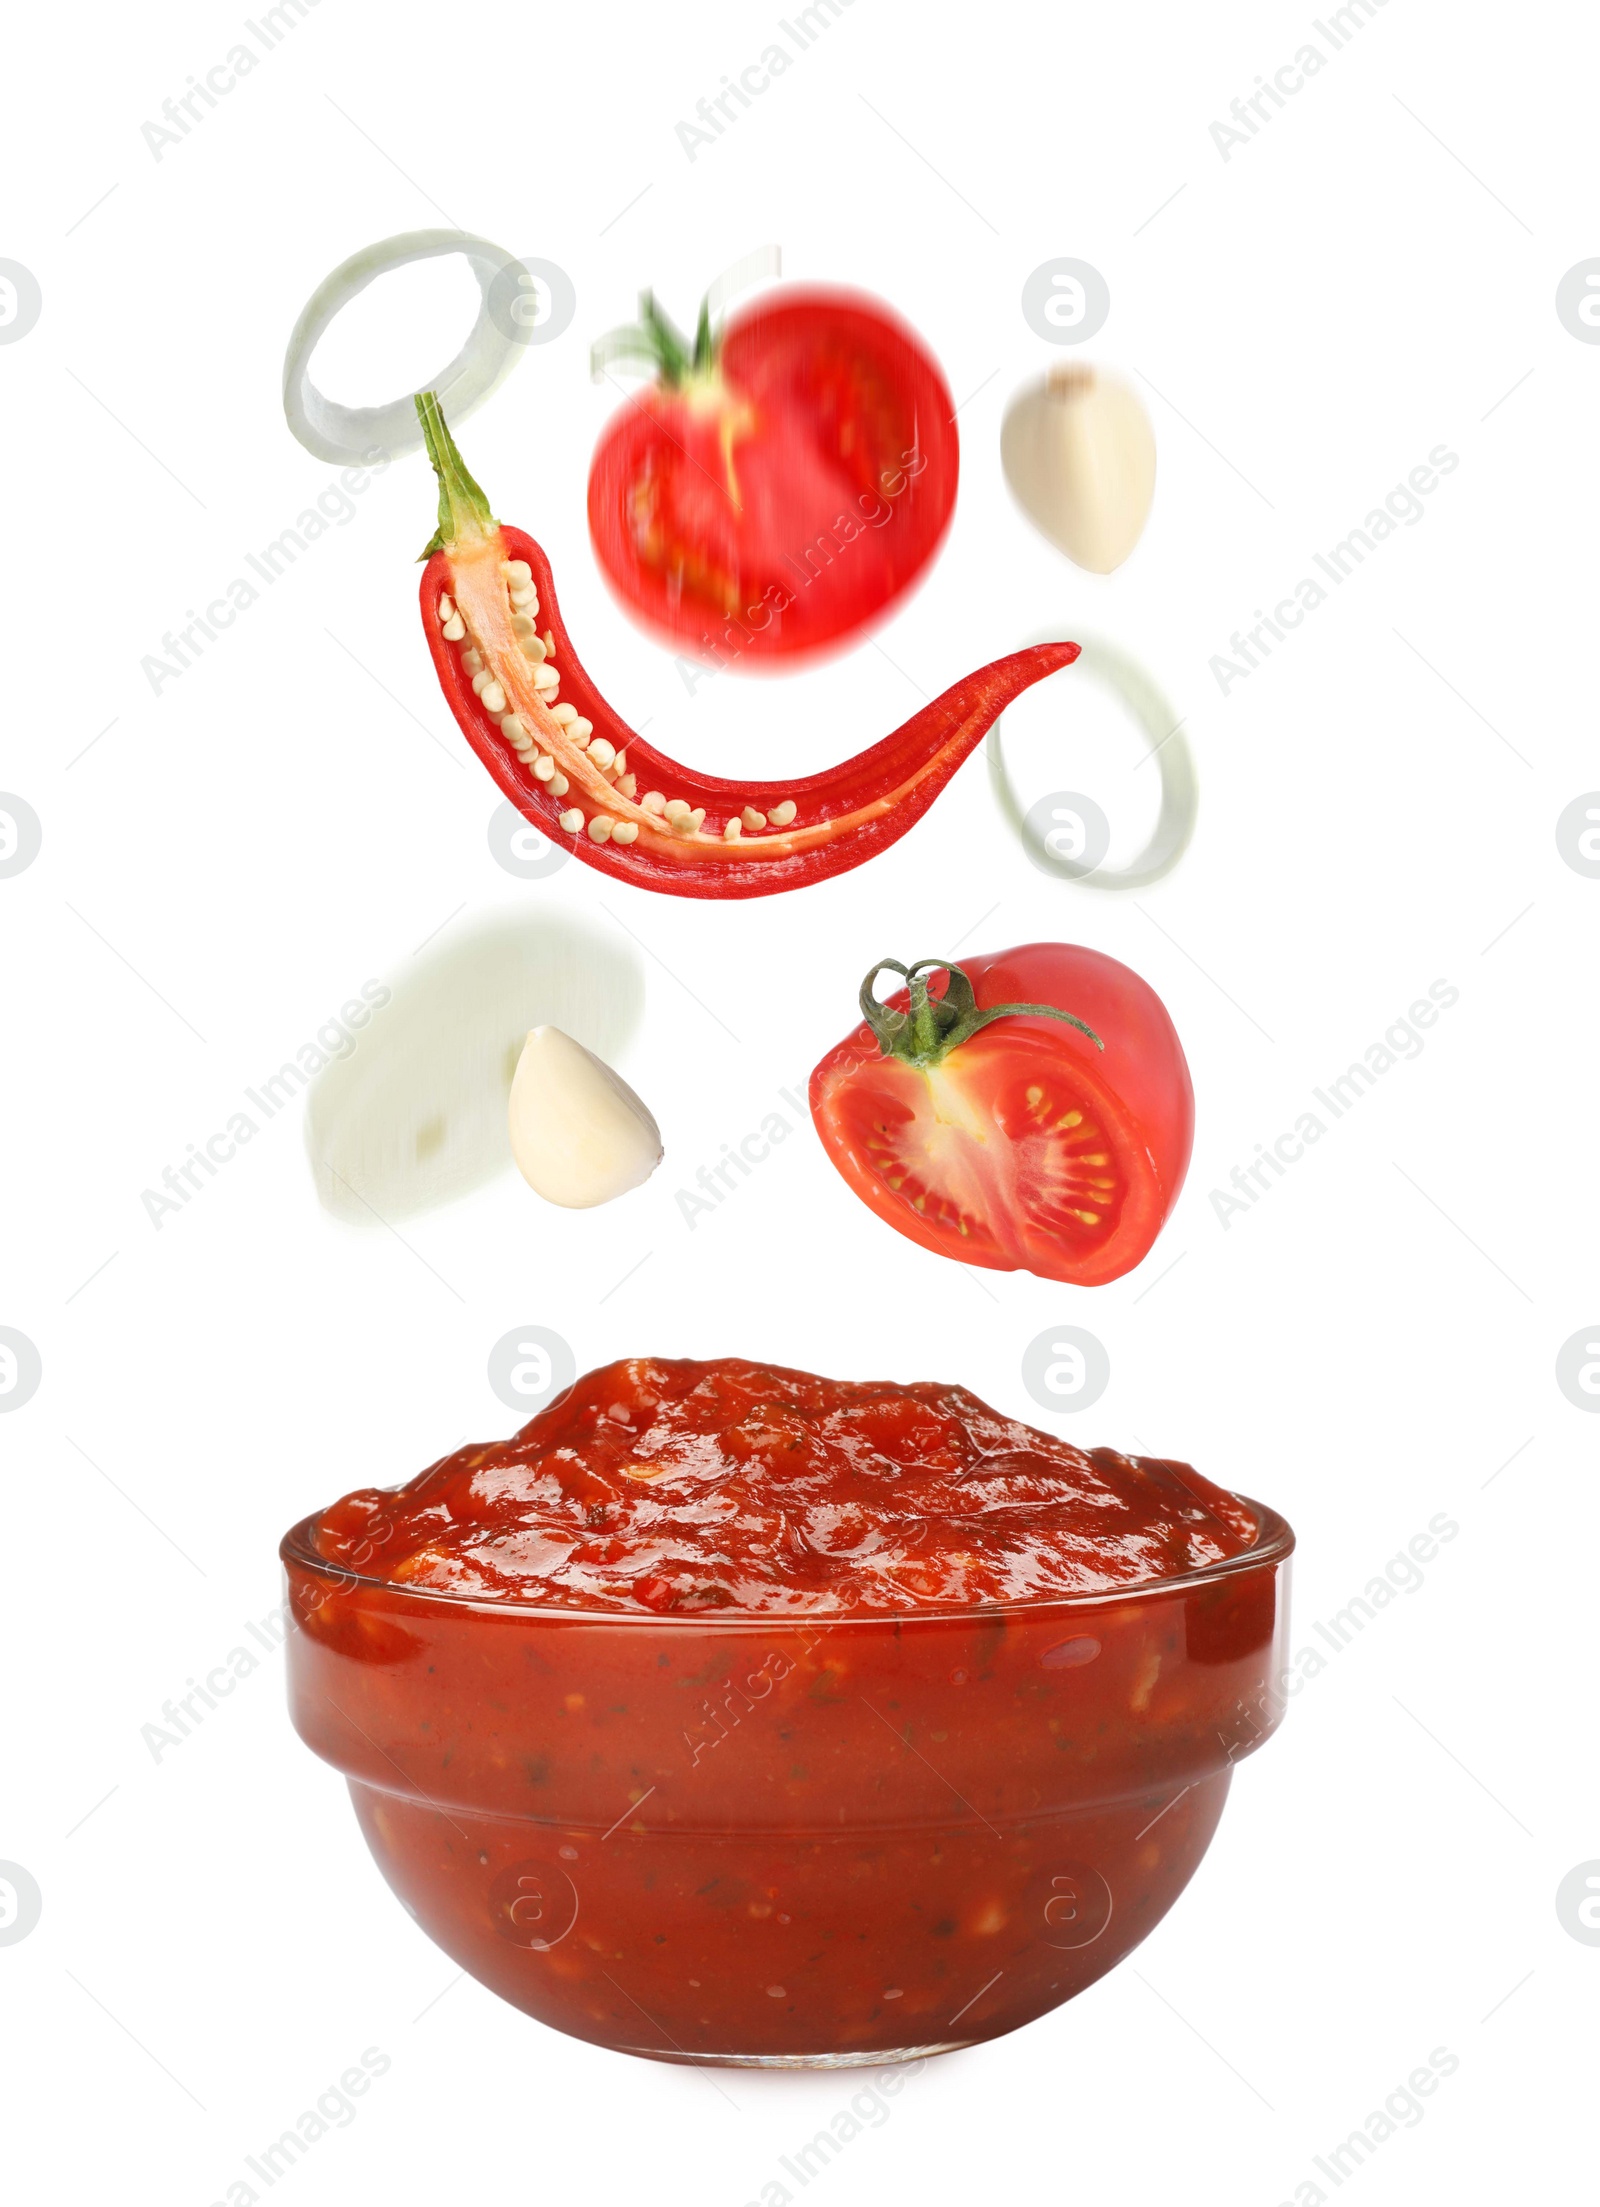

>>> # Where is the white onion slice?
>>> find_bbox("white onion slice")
[282,228,528,465]
[988,634,1198,890]
[304,911,644,1223]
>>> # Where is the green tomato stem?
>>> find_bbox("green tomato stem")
[858,958,1103,1069]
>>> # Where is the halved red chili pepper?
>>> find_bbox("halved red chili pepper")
[414,393,1079,901]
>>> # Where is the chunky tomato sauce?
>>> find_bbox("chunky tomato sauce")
[285,1359,1291,2064]
[313,1357,1258,1613]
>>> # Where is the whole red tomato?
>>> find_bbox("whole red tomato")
[587,284,958,666]
[809,945,1194,1286]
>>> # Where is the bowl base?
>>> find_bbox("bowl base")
[625,2040,971,2070]
[345,1767,1239,2063]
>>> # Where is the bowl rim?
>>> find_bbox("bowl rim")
[279,1496,1294,1629]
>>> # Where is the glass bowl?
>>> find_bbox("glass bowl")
[281,1502,1292,2067]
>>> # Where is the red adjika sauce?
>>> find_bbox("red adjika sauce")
[288,1359,1289,2062]
[313,1356,1258,1614]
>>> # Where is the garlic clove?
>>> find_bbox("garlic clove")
[508,1026,662,1209]
[1000,365,1156,574]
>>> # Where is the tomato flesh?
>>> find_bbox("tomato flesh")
[810,945,1193,1287]
[853,1044,1142,1270]
[588,287,958,664]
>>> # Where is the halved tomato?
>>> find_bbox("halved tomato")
[809,944,1193,1286]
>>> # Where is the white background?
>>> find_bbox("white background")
[3,0,1596,2200]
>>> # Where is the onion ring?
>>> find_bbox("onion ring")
[989,633,1198,889]
[282,228,530,465]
